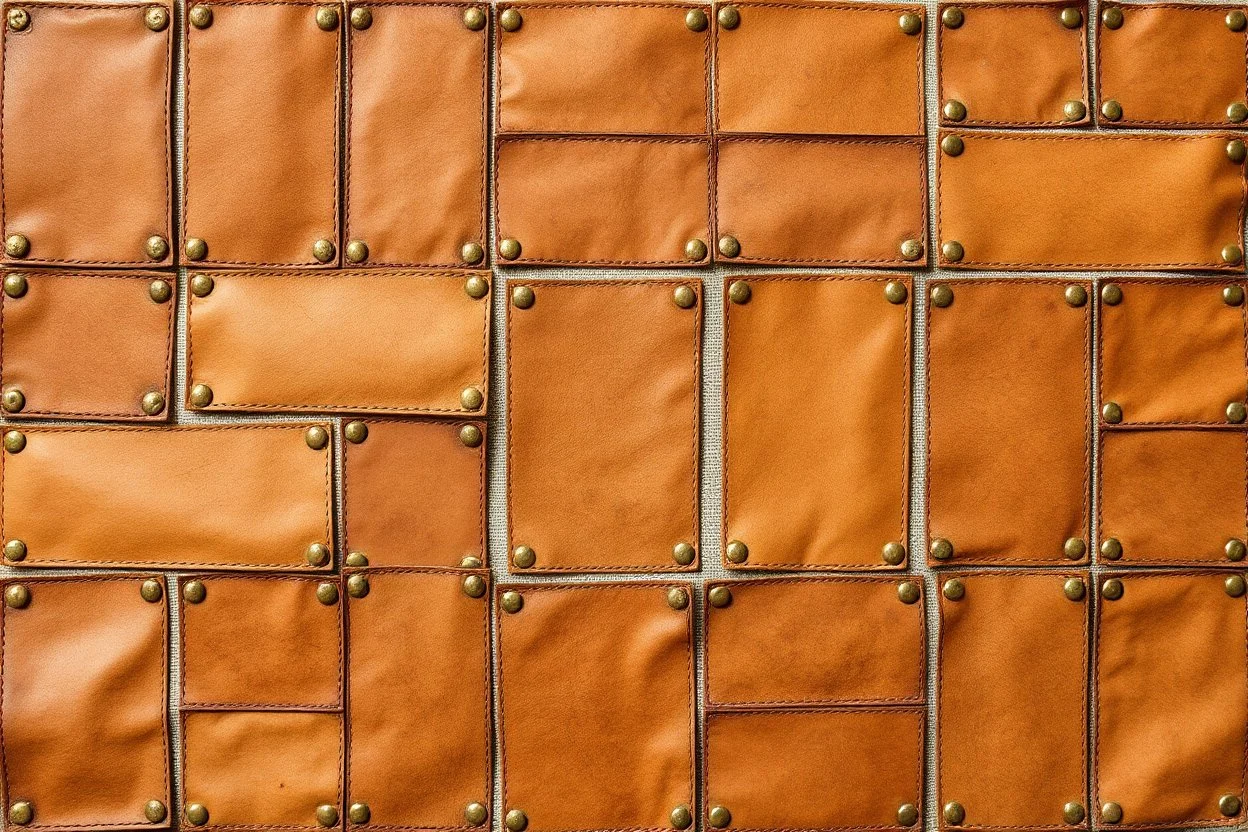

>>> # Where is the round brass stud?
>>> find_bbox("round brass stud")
[464,803,488,826]
[1101,579,1124,601]
[499,238,522,260]
[884,281,909,304]
[148,280,173,305]
[1101,402,1123,424]
[504,809,528,832]
[501,590,523,614]
[459,424,483,448]
[943,802,965,826]
[684,238,708,261]
[344,421,368,444]
[4,234,29,259]
[897,581,921,605]
[352,6,372,28]
[312,238,336,262]
[666,587,690,611]
[146,235,170,261]
[1230,140,1248,164]
[316,4,339,28]
[461,556,482,568]
[3,539,25,561]
[460,386,484,411]
[145,5,169,29]
[943,99,967,122]
[1060,6,1082,27]
[671,805,693,830]
[930,537,953,560]
[317,805,339,828]
[1063,537,1087,560]
[1101,537,1123,560]
[189,4,212,26]
[183,580,207,604]
[7,802,33,826]
[718,235,741,258]
[899,239,923,261]
[345,552,369,567]
[347,574,370,599]
[1062,100,1087,122]
[1224,284,1245,306]
[186,804,209,827]
[883,541,907,565]
[1220,795,1243,817]
[1227,539,1247,561]
[141,391,166,416]
[512,285,535,308]
[1228,401,1247,423]
[1064,284,1088,307]
[1101,802,1123,824]
[141,579,164,603]
[1229,10,1248,31]
[708,586,732,608]
[897,804,919,827]
[673,542,696,565]
[145,801,167,823]
[898,12,921,34]
[306,542,332,567]
[461,242,485,265]
[930,284,954,308]
[3,431,25,455]
[673,285,697,309]
[1226,575,1247,598]
[940,241,964,263]
[185,237,209,260]
[464,275,489,299]
[717,5,739,28]
[348,803,370,825]
[3,273,27,298]
[316,582,339,605]
[499,8,522,31]
[6,8,29,30]
[1,388,24,413]
[942,6,963,28]
[189,383,213,408]
[189,274,214,298]
[1231,103,1248,123]
[686,9,707,31]
[728,280,751,304]
[941,134,964,156]
[1064,577,1086,602]
[462,7,485,30]
[512,545,536,569]
[4,585,29,610]
[1101,6,1122,28]
[1225,243,1245,265]
[708,806,732,829]
[462,575,486,598]
[1101,283,1123,305]
[1101,99,1123,121]
[1063,802,1085,825]
[306,425,330,450]
[942,578,965,601]
[725,539,748,564]
[345,240,369,263]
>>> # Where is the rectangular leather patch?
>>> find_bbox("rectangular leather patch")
[497,583,695,832]
[346,0,488,267]
[704,578,924,707]
[0,576,171,830]
[722,276,910,569]
[342,419,486,568]
[184,0,339,267]
[714,2,924,135]
[927,280,1091,564]
[496,1,710,135]
[1,425,334,570]
[938,571,1089,830]
[186,271,490,414]
[494,137,711,266]
[347,569,492,830]
[0,271,175,420]
[937,132,1246,270]
[1096,572,1247,828]
[1,1,172,266]
[715,138,927,267]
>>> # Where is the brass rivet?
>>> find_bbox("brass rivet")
[461,242,485,265]
[345,552,369,567]
[897,581,921,605]
[3,540,24,561]
[351,6,372,28]
[899,239,923,261]
[1100,537,1123,560]
[347,803,370,825]
[347,575,370,598]
[306,426,330,450]
[3,431,25,455]
[1101,283,1123,306]
[144,801,167,823]
[1060,6,1082,27]
[462,575,486,598]
[673,285,697,309]
[897,804,919,827]
[943,802,965,825]
[1231,103,1248,123]
[499,238,522,260]
[6,8,29,30]
[189,274,214,298]
[511,285,535,308]
[942,578,965,601]
[1229,10,1247,31]
[189,383,213,408]
[185,804,209,826]
[344,421,368,444]
[4,234,29,259]
[930,284,954,308]
[943,100,967,122]
[1063,100,1087,121]
[145,235,170,261]
[306,542,332,567]
[1063,577,1086,602]
[141,579,164,603]
[671,805,693,830]
[1220,795,1243,817]
[885,281,909,304]
[512,545,536,569]
[1064,284,1088,307]
[1063,802,1086,824]
[316,583,339,605]
[1101,6,1122,28]
[898,12,921,34]
[312,238,336,262]
[459,424,483,448]
[1,388,24,413]
[941,134,964,156]
[883,541,907,565]
[685,9,707,31]
[717,5,739,28]
[461,555,482,568]
[345,240,369,263]
[1228,401,1247,423]
[708,586,732,608]
[460,387,484,411]
[942,6,963,27]
[141,391,166,416]
[1101,802,1123,824]
[1224,243,1245,265]
[465,275,489,299]
[145,5,169,29]
[501,591,523,614]
[1102,402,1123,424]
[4,585,29,609]
[684,238,708,261]
[1226,576,1247,598]
[1101,579,1124,601]
[1101,100,1123,121]
[504,809,528,832]
[3,273,27,298]
[930,537,953,560]
[189,4,212,26]
[1225,284,1245,305]
[673,542,696,565]
[499,8,522,31]
[317,805,339,827]
[666,588,689,611]
[315,5,339,29]
[725,539,748,564]
[1227,539,1246,561]
[183,580,207,604]
[184,237,208,261]
[940,241,964,263]
[1063,537,1087,560]
[464,803,488,826]
[8,802,33,826]
[462,7,485,30]
[728,280,751,304]
[1230,140,1248,164]
[149,279,172,304]
[708,806,732,829]
[718,235,741,258]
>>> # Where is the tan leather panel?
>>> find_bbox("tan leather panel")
[0,2,172,267]
[497,583,695,832]
[496,1,709,135]
[704,578,924,707]
[927,280,1091,564]
[183,0,339,267]
[186,271,490,414]
[938,572,1088,830]
[704,708,924,831]
[180,576,342,710]
[1096,572,1247,828]
[347,569,491,830]
[0,271,174,420]
[714,1,924,136]
[343,419,486,568]
[506,279,700,572]
[0,424,333,570]
[1099,428,1247,566]
[494,137,711,266]
[182,711,343,830]
[937,132,1246,271]
[722,276,910,569]
[1100,279,1248,426]
[937,1,1088,127]
[0,577,170,830]
[1097,3,1248,128]
[346,1,487,267]
[714,138,927,267]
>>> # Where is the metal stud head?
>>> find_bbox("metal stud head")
[942,578,965,601]
[717,5,739,28]
[1063,802,1085,825]
[1101,99,1123,121]
[1101,283,1123,305]
[499,8,522,30]
[885,281,909,304]
[930,284,954,308]
[185,237,208,259]
[1063,537,1087,560]
[145,5,169,29]
[499,238,522,260]
[1100,537,1123,560]
[185,804,209,826]
[1219,795,1243,817]
[728,280,751,304]
[348,803,370,824]
[459,424,483,448]
[2,388,24,413]
[1064,284,1087,307]
[6,8,28,30]
[943,802,965,825]
[312,238,336,262]
[3,273,27,298]
[1229,140,1248,164]
[461,556,482,568]
[1225,575,1247,598]
[708,586,732,608]
[189,274,214,298]
[1229,10,1247,31]
[505,810,528,832]
[671,805,693,830]
[183,580,207,604]
[1101,402,1123,424]
[464,803,488,826]
[882,541,907,565]
[462,575,486,598]
[673,285,697,309]
[1227,539,1247,561]
[4,234,29,259]
[7,802,33,826]
[708,806,732,829]
[460,387,484,411]
[684,238,708,261]
[145,235,170,261]
[316,582,339,605]
[316,806,339,827]
[673,542,696,565]
[461,242,485,265]
[3,539,25,561]
[1228,401,1247,423]
[501,591,524,614]
[189,383,213,408]
[940,241,964,263]
[1063,578,1086,602]
[1101,579,1124,601]
[347,575,370,598]
[306,425,330,450]
[898,12,921,34]
[899,239,923,261]
[464,275,489,300]
[148,280,173,305]
[512,285,535,309]
[1101,802,1123,824]
[141,580,164,603]
[897,804,919,827]
[1101,6,1122,28]
[344,421,368,444]
[725,539,748,564]
[512,545,536,569]
[4,585,29,609]
[345,240,369,263]
[3,431,25,455]
[188,5,212,27]
[1063,100,1086,121]
[351,6,372,28]
[141,391,166,416]
[1059,6,1081,27]
[941,134,964,156]
[144,801,167,823]
[316,5,339,29]
[942,6,963,27]
[1231,103,1248,123]
[897,581,921,605]
[306,542,332,567]
[718,235,741,258]
[685,9,707,31]
[666,587,690,610]
[345,552,369,567]
[462,7,485,30]
[942,99,967,122]
[1224,284,1245,306]
[930,537,953,560]
[1225,244,1245,265]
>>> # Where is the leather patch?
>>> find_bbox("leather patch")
[343,419,486,568]
[186,271,490,414]
[0,425,334,570]
[0,2,172,266]
[347,568,492,829]
[0,577,171,829]
[506,279,700,572]
[937,1,1088,127]
[496,583,695,832]
[937,132,1246,270]
[346,1,488,267]
[1096,572,1248,828]
[714,138,927,267]
[0,270,175,420]
[938,571,1089,829]
[927,280,1091,564]
[184,0,339,267]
